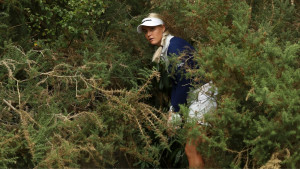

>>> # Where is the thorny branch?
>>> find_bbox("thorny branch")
[0,46,169,166]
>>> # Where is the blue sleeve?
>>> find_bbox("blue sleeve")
[168,38,195,112]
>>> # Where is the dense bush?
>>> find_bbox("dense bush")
[151,0,299,168]
[0,0,299,168]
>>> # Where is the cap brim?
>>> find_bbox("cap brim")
[137,25,144,33]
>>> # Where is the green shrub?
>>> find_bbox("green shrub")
[0,0,299,168]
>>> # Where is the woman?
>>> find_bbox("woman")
[137,13,207,168]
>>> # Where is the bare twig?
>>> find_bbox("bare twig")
[17,81,21,109]
[3,99,37,157]
[3,99,40,128]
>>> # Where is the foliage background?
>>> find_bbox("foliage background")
[0,0,299,168]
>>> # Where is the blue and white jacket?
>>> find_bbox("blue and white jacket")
[161,35,196,112]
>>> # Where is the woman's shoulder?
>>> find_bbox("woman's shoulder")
[168,37,194,54]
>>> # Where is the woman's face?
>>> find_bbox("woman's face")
[142,25,165,46]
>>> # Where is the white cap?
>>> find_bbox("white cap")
[137,18,164,33]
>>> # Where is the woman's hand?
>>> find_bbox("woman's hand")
[167,111,182,136]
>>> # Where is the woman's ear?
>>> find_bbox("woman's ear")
[162,25,166,32]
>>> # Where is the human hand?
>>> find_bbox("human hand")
[166,111,182,136]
